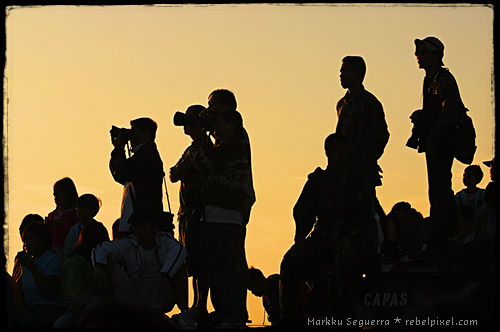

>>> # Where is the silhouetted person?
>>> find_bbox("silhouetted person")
[335,56,390,256]
[111,218,126,241]
[9,222,65,328]
[53,219,109,328]
[279,133,370,326]
[447,159,495,268]
[190,109,255,328]
[12,214,44,285]
[454,165,485,234]
[384,202,430,258]
[109,117,168,234]
[63,193,107,257]
[91,208,194,327]
[247,267,281,325]
[410,36,464,254]
[170,105,211,322]
[206,89,256,324]
[45,177,79,258]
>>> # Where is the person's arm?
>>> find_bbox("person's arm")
[292,176,318,244]
[16,252,61,300]
[170,146,196,183]
[365,97,390,162]
[159,233,188,279]
[91,239,125,287]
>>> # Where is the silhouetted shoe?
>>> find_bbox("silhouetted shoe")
[190,308,211,327]
[174,309,196,329]
[214,321,246,329]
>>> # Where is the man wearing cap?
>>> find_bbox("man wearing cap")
[411,36,467,253]
[110,117,168,235]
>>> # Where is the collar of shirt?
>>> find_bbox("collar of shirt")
[131,232,162,249]
[131,142,147,154]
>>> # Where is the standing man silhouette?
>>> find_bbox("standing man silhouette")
[335,56,390,256]
[109,117,166,234]
[410,37,464,255]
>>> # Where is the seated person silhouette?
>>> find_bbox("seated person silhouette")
[53,219,110,328]
[91,208,194,327]
[384,201,430,258]
[279,133,370,325]
[9,222,65,328]
[247,267,282,325]
[63,193,108,257]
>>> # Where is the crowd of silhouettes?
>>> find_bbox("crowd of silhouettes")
[4,35,496,329]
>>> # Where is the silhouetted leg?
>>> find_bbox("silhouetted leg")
[206,223,245,325]
[426,149,459,247]
[279,244,306,325]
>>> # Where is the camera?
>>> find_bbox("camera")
[110,125,132,141]
[173,109,216,132]
[406,109,425,151]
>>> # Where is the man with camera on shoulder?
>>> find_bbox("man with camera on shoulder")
[110,117,168,234]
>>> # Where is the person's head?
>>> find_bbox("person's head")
[71,220,109,260]
[214,109,244,141]
[483,158,495,182]
[414,36,445,69]
[22,222,52,258]
[112,218,126,241]
[208,89,237,113]
[247,267,268,297]
[389,201,423,220]
[128,208,160,247]
[388,201,427,254]
[76,194,101,224]
[183,105,206,138]
[463,165,483,188]
[340,56,366,89]
[53,177,79,209]
[19,214,44,237]
[130,117,157,147]
[324,133,351,173]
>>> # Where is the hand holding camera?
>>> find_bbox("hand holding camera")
[15,250,36,270]
[110,125,132,149]
[173,109,216,132]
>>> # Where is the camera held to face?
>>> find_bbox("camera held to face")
[173,109,216,132]
[110,125,132,141]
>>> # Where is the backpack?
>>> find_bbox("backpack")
[433,69,477,165]
[449,108,477,165]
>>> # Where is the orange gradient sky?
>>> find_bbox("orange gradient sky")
[3,3,495,325]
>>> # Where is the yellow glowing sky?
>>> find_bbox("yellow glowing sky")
[3,3,495,325]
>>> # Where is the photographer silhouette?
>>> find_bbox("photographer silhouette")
[109,117,167,234]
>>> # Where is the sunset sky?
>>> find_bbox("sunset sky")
[3,3,494,325]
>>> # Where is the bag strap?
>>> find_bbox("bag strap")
[163,174,172,214]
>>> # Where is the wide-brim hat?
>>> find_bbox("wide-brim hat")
[415,36,445,66]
